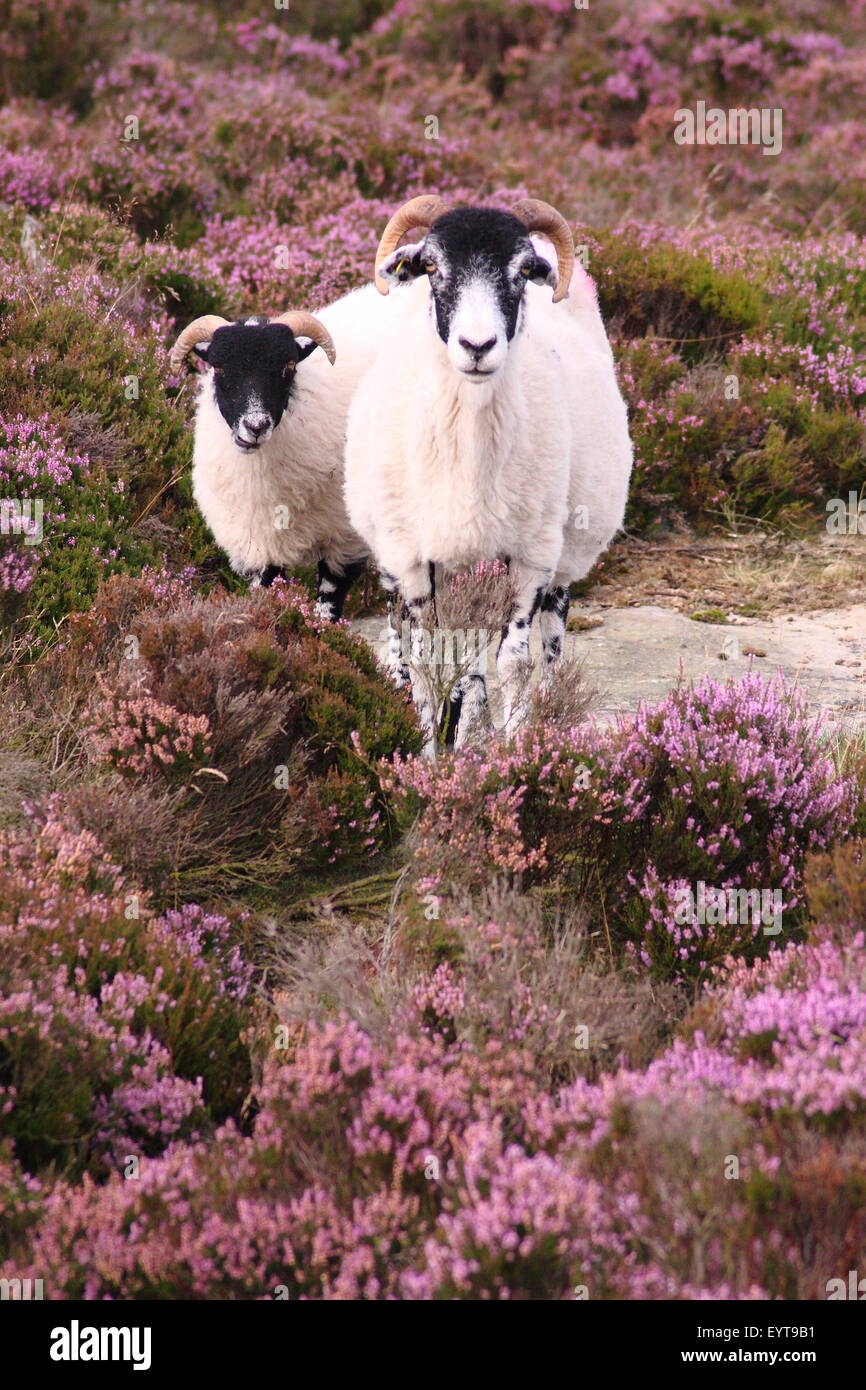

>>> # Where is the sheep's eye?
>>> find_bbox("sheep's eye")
[424,261,437,274]
[211,364,224,376]
[519,264,532,277]
[283,361,296,377]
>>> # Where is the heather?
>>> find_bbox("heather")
[0,412,152,631]
[0,1,865,648]
[6,902,866,1300]
[0,658,863,1294]
[387,673,857,979]
[13,570,422,897]
[1,0,865,1303]
[0,814,254,1180]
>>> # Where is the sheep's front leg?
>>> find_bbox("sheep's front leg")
[539,584,570,670]
[379,569,411,688]
[315,557,366,622]
[400,561,437,758]
[497,564,551,737]
[451,670,492,749]
[251,565,287,589]
[450,618,493,750]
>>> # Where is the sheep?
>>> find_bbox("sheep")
[169,289,389,620]
[343,194,633,747]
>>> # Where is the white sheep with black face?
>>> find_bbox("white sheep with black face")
[343,194,633,747]
[170,287,390,619]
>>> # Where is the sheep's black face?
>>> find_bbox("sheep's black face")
[195,319,317,452]
[378,209,557,382]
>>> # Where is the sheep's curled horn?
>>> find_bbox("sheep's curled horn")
[168,311,336,376]
[373,194,575,302]
[270,311,337,365]
[373,195,453,294]
[511,198,575,303]
[169,314,229,375]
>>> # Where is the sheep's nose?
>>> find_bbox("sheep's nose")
[459,335,497,359]
[241,417,269,440]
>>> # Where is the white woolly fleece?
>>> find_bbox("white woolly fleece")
[344,247,633,592]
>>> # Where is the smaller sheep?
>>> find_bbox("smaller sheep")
[170,293,383,620]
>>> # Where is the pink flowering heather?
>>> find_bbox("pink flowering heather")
[0,415,80,601]
[9,924,866,1300]
[0,546,38,595]
[87,694,213,777]
[0,814,253,1178]
[1,0,864,1307]
[400,1125,639,1300]
[640,929,866,1122]
[389,673,855,979]
[0,966,207,1173]
[0,404,165,639]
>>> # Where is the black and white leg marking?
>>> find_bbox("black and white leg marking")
[452,671,491,749]
[252,564,287,589]
[539,585,570,668]
[401,561,437,757]
[315,557,366,622]
[380,569,410,687]
[497,564,552,735]
[439,679,463,748]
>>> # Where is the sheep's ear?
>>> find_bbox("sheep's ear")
[294,337,319,362]
[376,239,429,287]
[526,255,558,291]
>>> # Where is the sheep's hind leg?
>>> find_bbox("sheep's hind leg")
[539,584,570,671]
[497,565,551,738]
[316,557,366,622]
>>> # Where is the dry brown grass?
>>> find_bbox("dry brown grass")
[592,529,866,618]
[256,884,686,1087]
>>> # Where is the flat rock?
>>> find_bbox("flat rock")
[350,602,866,734]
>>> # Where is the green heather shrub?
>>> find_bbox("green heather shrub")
[0,230,224,649]
[0,0,114,108]
[0,1141,44,1260]
[24,572,422,901]
[589,230,765,358]
[0,259,187,500]
[804,839,866,931]
[6,202,140,280]
[618,310,866,527]
[0,413,160,645]
[284,0,393,47]
[145,258,234,328]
